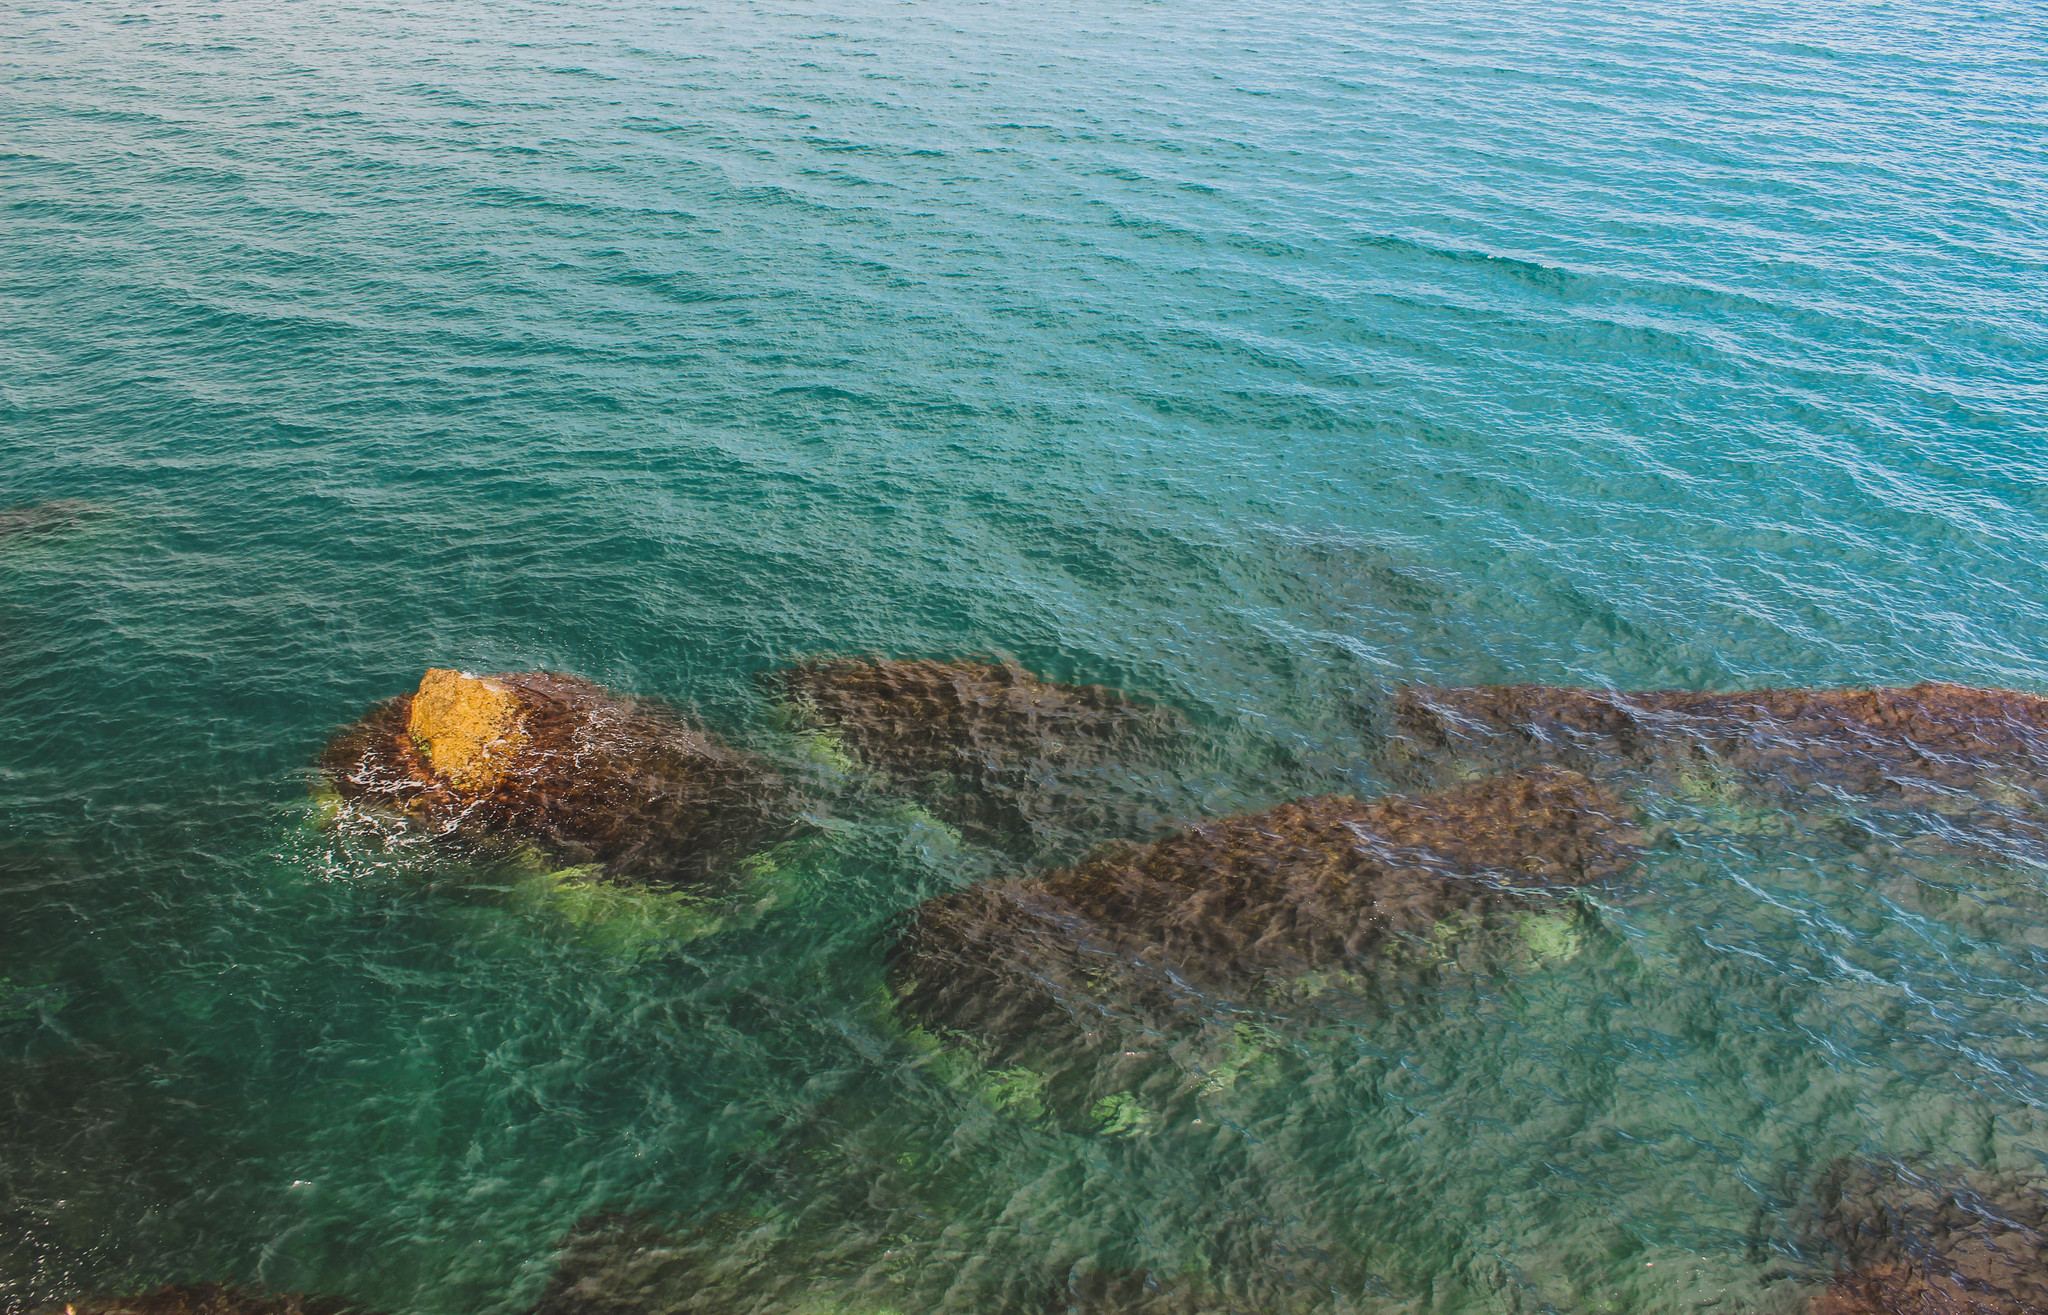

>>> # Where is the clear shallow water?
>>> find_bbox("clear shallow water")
[2,0,2047,1310]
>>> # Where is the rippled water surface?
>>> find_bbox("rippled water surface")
[4,0,2048,1311]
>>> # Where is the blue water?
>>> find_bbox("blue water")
[3,0,2047,1310]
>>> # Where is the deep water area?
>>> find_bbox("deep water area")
[3,0,2046,1311]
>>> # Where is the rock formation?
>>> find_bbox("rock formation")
[528,1209,934,1315]
[0,499,97,541]
[527,1214,704,1315]
[768,657,1189,851]
[1390,682,2048,851]
[1800,1160,2048,1314]
[321,669,784,884]
[890,767,1644,1094]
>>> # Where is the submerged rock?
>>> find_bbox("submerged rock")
[890,767,1644,1085]
[769,657,1189,851]
[530,1210,923,1315]
[528,1214,702,1315]
[57,1285,369,1315]
[3,1045,232,1303]
[0,499,97,541]
[1801,1160,2048,1314]
[1391,681,2048,849]
[321,669,784,884]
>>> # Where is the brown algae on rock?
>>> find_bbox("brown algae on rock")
[894,766,1643,1015]
[1798,1160,2048,1315]
[769,656,1190,849]
[1390,681,2048,855]
[0,499,99,542]
[530,1211,914,1315]
[886,768,1645,1123]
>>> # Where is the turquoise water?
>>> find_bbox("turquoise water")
[3,0,2047,1310]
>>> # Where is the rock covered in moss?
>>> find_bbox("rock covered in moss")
[55,1285,371,1315]
[890,767,1644,1074]
[321,669,784,884]
[769,657,1189,850]
[1798,1160,2048,1314]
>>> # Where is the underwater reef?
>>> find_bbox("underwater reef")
[769,657,1189,851]
[321,669,786,885]
[1391,681,2048,853]
[1798,1160,2048,1314]
[889,766,1644,1102]
[185,663,2048,1312]
[0,499,96,541]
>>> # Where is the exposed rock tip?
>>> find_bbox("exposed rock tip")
[406,667,528,791]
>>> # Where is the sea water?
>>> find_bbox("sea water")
[2,0,2046,1310]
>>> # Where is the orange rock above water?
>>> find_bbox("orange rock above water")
[406,668,529,791]
[321,669,784,884]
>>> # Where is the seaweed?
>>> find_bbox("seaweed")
[1045,1267,1307,1314]
[527,1211,912,1315]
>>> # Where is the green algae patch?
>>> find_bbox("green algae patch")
[506,838,841,959]
[1674,754,1744,808]
[976,1064,1051,1121]
[302,783,346,831]
[877,984,1053,1124]
[0,977,66,1025]
[1089,1090,1157,1138]
[1197,1021,1281,1095]
[1514,910,1585,965]
[899,1017,1052,1123]
[793,727,860,775]
[507,863,732,958]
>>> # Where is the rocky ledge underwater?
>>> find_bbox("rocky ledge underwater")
[30,647,2048,1315]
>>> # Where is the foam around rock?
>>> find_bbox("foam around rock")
[321,670,785,885]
